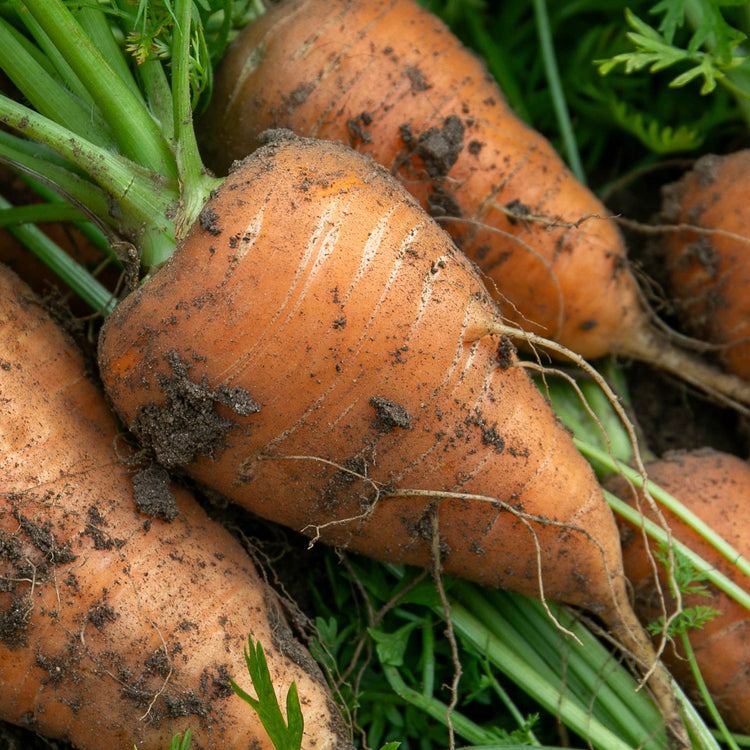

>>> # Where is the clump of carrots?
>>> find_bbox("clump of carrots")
[198,0,750,410]
[2,1,750,748]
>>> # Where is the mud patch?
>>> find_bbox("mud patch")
[198,206,222,236]
[370,396,413,432]
[496,337,515,369]
[132,465,180,521]
[131,350,260,469]
[415,115,465,180]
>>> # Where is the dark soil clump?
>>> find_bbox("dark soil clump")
[131,349,260,469]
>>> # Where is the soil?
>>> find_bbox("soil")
[131,349,260,469]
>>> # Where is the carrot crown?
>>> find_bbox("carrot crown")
[0,0,239,270]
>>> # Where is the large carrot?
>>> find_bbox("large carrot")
[98,132,685,743]
[660,151,750,380]
[0,3,685,742]
[0,264,347,749]
[197,0,750,408]
[606,449,750,733]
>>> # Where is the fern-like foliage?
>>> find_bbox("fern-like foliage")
[597,4,748,96]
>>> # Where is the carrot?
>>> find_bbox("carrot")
[197,0,750,409]
[0,264,347,749]
[98,132,685,743]
[605,449,750,733]
[0,3,685,742]
[660,151,750,380]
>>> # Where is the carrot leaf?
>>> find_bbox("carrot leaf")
[230,638,304,750]
[597,5,749,100]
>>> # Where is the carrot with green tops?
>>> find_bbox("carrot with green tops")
[606,449,750,733]
[198,0,750,409]
[0,2,686,742]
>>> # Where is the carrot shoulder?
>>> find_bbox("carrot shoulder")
[0,265,348,749]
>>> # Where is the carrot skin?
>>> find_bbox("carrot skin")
[661,151,750,380]
[607,449,750,733]
[197,0,750,412]
[0,265,348,749]
[198,0,643,360]
[98,136,686,741]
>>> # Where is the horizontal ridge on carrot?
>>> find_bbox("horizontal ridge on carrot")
[197,0,750,410]
[0,265,347,749]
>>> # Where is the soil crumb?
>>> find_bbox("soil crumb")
[416,115,465,180]
[131,350,260,469]
[132,466,180,521]
[370,396,413,432]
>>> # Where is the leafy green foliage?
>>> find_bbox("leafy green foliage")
[597,6,748,95]
[308,557,541,749]
[645,542,721,637]
[230,638,305,750]
[62,0,263,108]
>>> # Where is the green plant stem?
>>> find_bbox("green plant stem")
[381,664,500,745]
[0,195,116,314]
[21,0,177,178]
[74,4,143,102]
[0,96,176,265]
[421,621,436,698]
[172,0,223,240]
[481,669,541,745]
[680,633,740,750]
[0,203,85,227]
[578,440,750,586]
[531,0,585,181]
[604,489,750,613]
[0,16,113,149]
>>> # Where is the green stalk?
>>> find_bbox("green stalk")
[439,597,643,750]
[605,489,750,612]
[494,590,661,746]
[0,203,85,227]
[21,0,177,178]
[17,178,117,264]
[578,440,750,585]
[0,130,113,225]
[74,4,144,102]
[0,96,176,265]
[172,0,223,239]
[680,633,740,750]
[381,664,502,745]
[0,195,116,315]
[531,0,585,181]
[0,17,114,149]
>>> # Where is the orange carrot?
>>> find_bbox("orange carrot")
[98,134,686,742]
[0,264,347,749]
[606,449,750,732]
[197,0,750,408]
[660,151,750,379]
